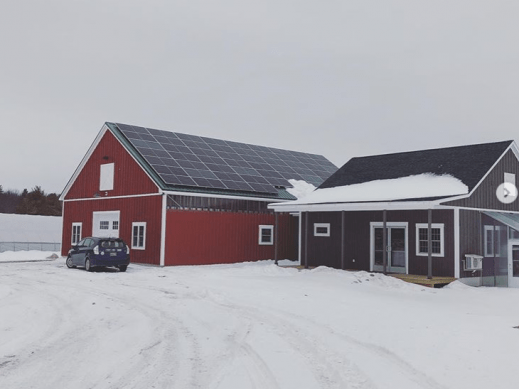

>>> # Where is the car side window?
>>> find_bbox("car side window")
[77,239,86,247]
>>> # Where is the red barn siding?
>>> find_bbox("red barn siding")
[61,195,162,265]
[65,130,159,200]
[165,210,297,266]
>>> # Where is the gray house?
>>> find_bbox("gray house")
[270,140,519,287]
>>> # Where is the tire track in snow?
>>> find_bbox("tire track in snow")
[202,288,449,389]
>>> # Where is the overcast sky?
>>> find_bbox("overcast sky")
[1,0,518,194]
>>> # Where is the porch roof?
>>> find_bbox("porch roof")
[483,211,519,232]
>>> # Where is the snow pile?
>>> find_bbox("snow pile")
[288,173,468,204]
[286,179,316,199]
[0,213,62,242]
[0,250,60,262]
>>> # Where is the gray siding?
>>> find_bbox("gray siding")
[303,209,455,277]
[443,149,519,211]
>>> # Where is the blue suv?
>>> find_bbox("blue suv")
[66,237,130,272]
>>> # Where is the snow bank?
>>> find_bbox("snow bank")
[0,250,60,262]
[286,179,316,199]
[288,173,468,204]
[0,213,62,242]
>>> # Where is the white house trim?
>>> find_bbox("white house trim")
[160,193,167,267]
[62,192,163,202]
[269,200,446,213]
[454,208,460,279]
[415,223,445,257]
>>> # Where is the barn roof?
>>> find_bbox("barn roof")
[107,122,337,200]
[319,140,514,192]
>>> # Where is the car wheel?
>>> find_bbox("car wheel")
[66,256,75,268]
[118,265,128,272]
[85,257,93,272]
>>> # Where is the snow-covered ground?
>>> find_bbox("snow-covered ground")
[1,256,518,389]
[0,213,62,242]
[0,213,62,252]
[0,250,60,262]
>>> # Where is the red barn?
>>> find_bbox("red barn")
[60,122,337,266]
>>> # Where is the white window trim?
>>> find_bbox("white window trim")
[258,225,274,245]
[415,223,445,257]
[314,223,330,237]
[100,162,115,191]
[484,225,494,257]
[132,222,147,250]
[484,225,503,257]
[71,222,82,245]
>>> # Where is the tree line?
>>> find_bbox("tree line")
[0,185,62,216]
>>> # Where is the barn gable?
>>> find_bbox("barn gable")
[61,125,160,200]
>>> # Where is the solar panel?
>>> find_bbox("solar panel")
[116,123,337,195]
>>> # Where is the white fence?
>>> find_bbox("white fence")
[0,242,61,253]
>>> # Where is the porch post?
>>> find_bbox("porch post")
[304,212,309,269]
[274,212,279,265]
[427,208,432,279]
[383,210,387,275]
[341,210,345,270]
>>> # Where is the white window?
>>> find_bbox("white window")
[484,225,502,257]
[99,163,115,191]
[112,221,119,230]
[416,223,444,257]
[99,221,109,230]
[505,172,516,185]
[132,222,146,250]
[314,223,330,237]
[258,225,274,245]
[71,223,82,245]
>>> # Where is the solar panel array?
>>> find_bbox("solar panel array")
[116,123,337,195]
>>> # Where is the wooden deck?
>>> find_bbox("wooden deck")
[389,274,457,288]
[278,264,457,288]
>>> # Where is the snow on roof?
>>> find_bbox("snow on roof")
[286,179,316,199]
[285,173,468,205]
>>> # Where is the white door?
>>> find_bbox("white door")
[370,222,408,274]
[508,240,519,287]
[92,211,120,238]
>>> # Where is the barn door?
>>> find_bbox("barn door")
[92,211,120,238]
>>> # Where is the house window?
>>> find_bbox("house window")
[132,222,146,250]
[99,221,109,230]
[314,223,330,237]
[258,225,274,245]
[99,163,114,191]
[416,223,444,257]
[71,223,82,245]
[505,172,516,186]
[484,225,502,257]
[112,221,119,230]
